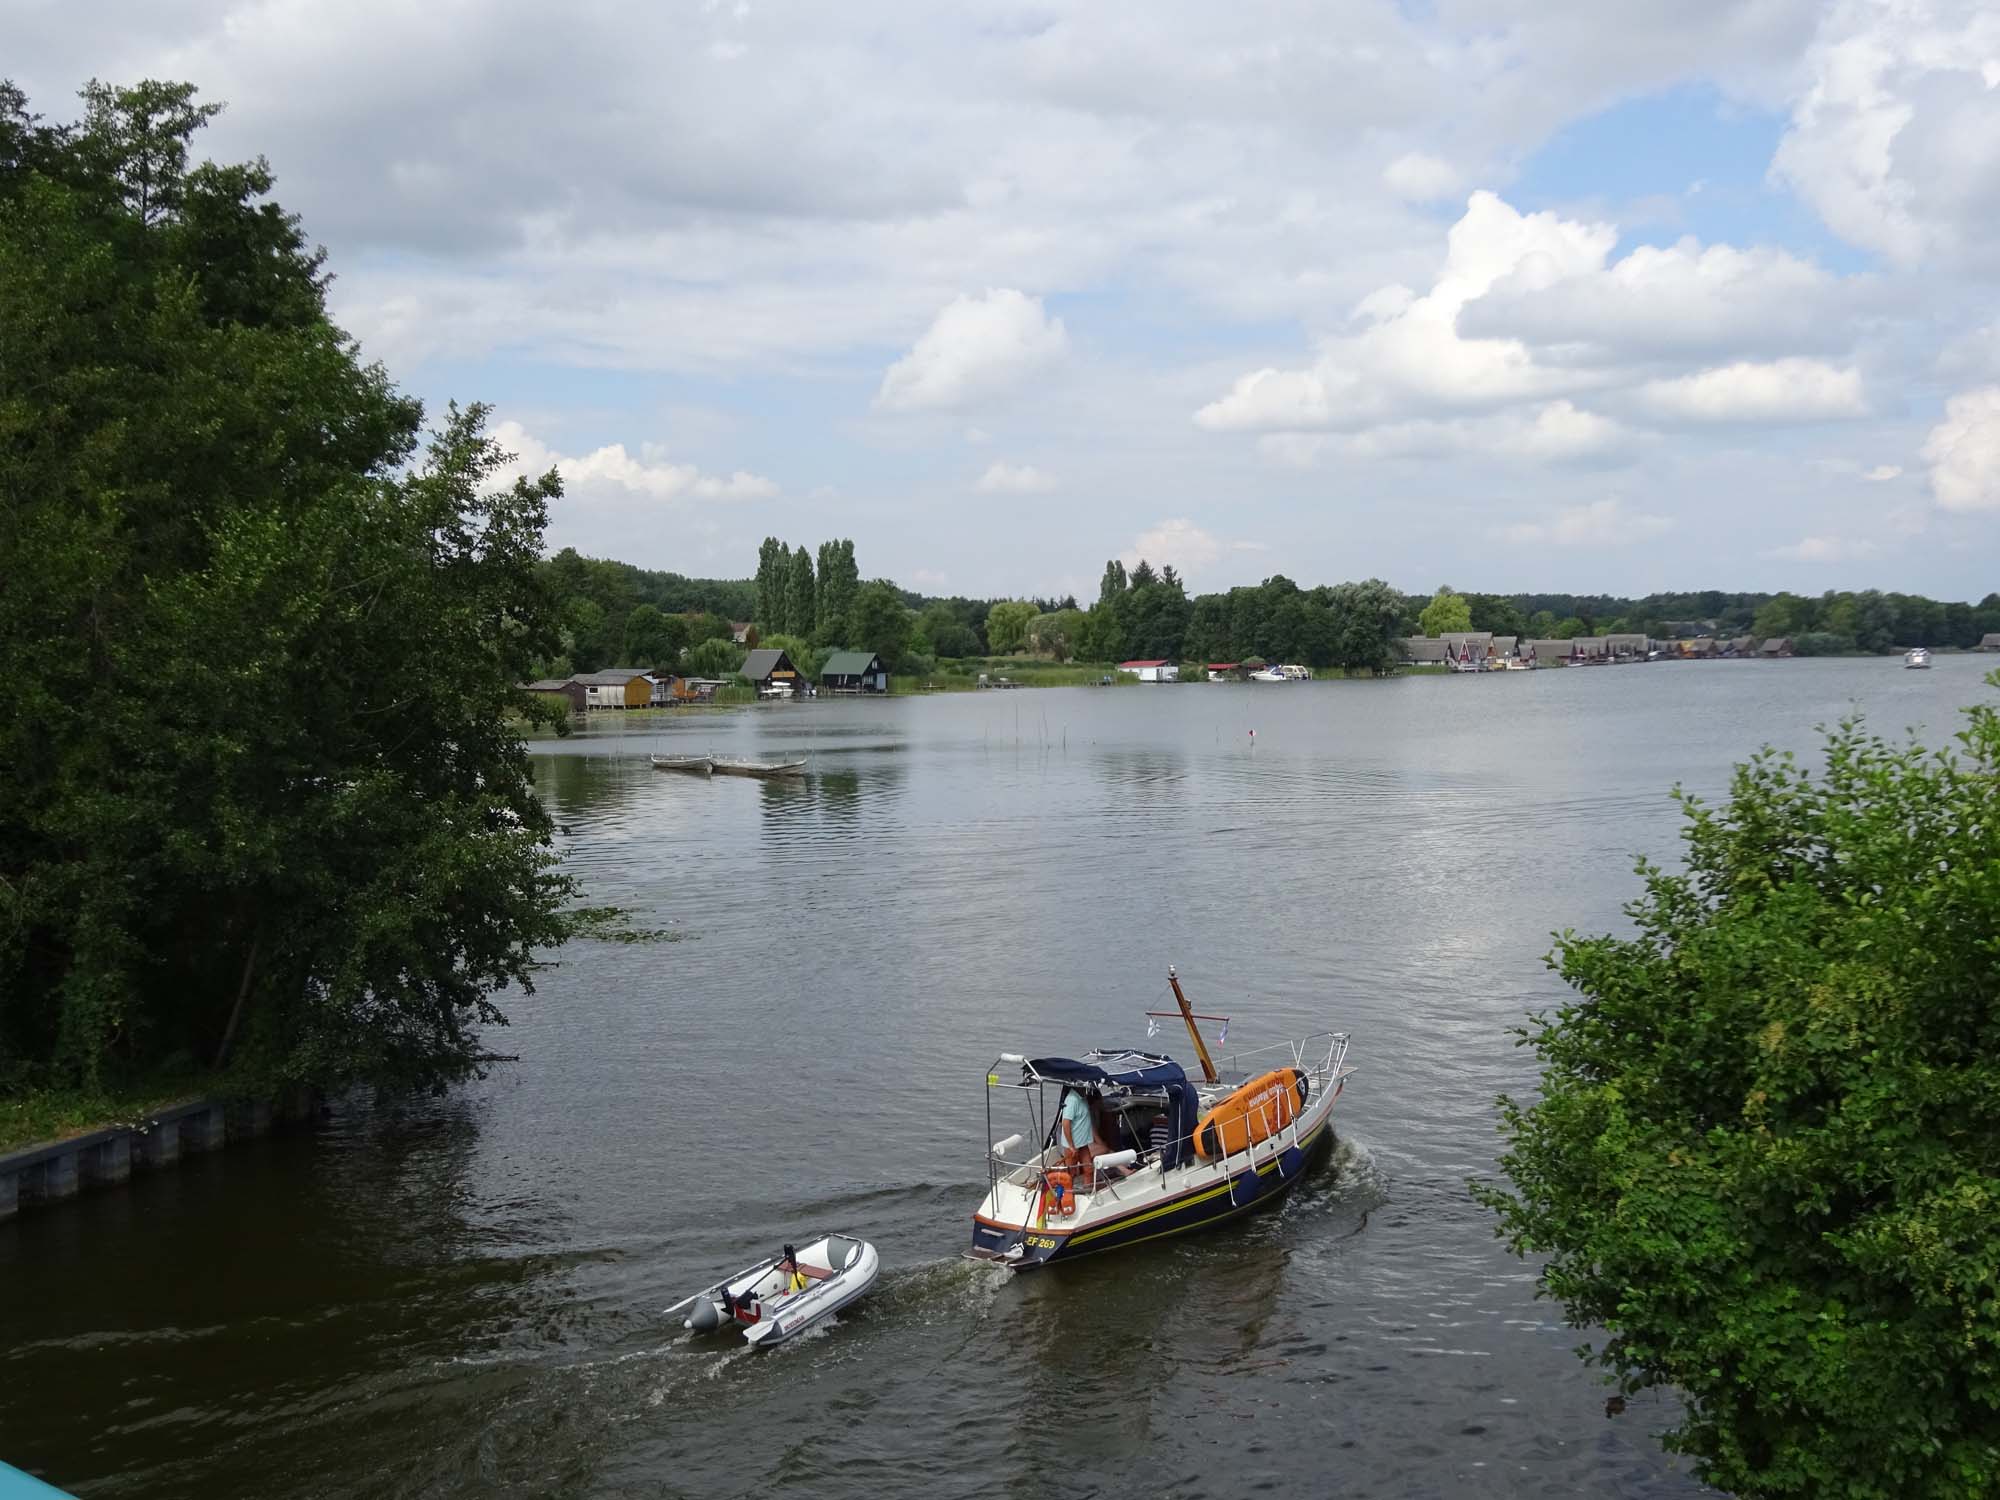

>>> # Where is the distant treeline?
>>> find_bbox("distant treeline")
[538,540,2000,679]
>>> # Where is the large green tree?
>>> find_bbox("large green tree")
[985,600,1038,654]
[1419,586,1473,637]
[784,545,816,642]
[0,81,576,1095]
[815,538,858,645]
[849,580,913,669]
[1478,676,2000,1498]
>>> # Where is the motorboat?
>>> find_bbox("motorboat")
[669,1234,879,1347]
[1247,666,1288,682]
[967,968,1352,1270]
[1905,647,1932,669]
[711,756,807,778]
[649,754,713,775]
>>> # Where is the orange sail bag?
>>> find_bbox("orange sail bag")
[1192,1068,1310,1160]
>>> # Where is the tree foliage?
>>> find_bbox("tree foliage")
[1478,675,2000,1499]
[1419,587,1473,637]
[849,580,913,669]
[0,80,577,1096]
[985,600,1038,654]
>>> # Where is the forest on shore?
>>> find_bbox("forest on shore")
[538,539,2000,684]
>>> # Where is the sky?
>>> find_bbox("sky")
[12,0,2000,602]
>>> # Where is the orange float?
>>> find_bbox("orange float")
[1192,1068,1310,1160]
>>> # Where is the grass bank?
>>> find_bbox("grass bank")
[0,1069,224,1154]
[891,659,1137,694]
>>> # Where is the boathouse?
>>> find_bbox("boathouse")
[524,678,587,712]
[740,648,804,694]
[1402,637,1450,664]
[573,669,653,709]
[1117,659,1179,682]
[1758,637,1795,658]
[1522,638,1572,664]
[1206,662,1246,681]
[1980,633,2000,652]
[821,650,889,694]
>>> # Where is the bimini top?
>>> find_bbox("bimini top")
[1024,1050,1186,1088]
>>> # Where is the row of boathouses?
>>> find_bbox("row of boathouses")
[523,649,891,712]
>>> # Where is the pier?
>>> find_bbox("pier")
[0,1092,316,1221]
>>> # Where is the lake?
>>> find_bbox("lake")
[4,656,1994,1498]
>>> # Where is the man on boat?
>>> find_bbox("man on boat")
[1058,1087,1129,1184]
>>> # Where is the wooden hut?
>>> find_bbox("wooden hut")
[820,650,889,694]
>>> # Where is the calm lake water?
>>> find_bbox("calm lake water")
[5,656,1995,1498]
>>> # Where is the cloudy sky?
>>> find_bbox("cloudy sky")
[15,0,2000,599]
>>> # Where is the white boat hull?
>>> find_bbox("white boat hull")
[971,1036,1351,1269]
[673,1234,878,1346]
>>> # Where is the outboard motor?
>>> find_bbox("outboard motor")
[686,1298,724,1333]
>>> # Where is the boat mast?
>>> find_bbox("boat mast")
[1167,966,1220,1084]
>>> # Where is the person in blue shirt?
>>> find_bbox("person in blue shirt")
[1058,1087,1096,1170]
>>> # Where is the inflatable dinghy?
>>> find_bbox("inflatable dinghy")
[667,1233,879,1347]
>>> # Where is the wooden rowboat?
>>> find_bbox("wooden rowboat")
[650,754,713,775]
[710,756,807,778]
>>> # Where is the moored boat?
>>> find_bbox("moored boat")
[669,1233,879,1347]
[649,754,713,774]
[1905,647,1932,669]
[711,756,808,778]
[967,968,1352,1269]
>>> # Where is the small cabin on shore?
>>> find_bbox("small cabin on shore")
[741,648,804,695]
[573,669,653,709]
[1117,659,1179,682]
[1980,634,2000,652]
[1758,637,1794,658]
[524,678,587,712]
[821,650,889,694]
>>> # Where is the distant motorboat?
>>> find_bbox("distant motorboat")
[650,754,713,775]
[1905,647,1932,669]
[1248,667,1288,682]
[711,756,808,778]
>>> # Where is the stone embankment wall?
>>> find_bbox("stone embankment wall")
[0,1092,317,1220]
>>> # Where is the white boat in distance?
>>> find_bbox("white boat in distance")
[1249,664,1310,682]
[968,968,1352,1269]
[669,1234,879,1347]
[711,756,807,778]
[1905,647,1932,669]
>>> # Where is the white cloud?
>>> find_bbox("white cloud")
[1495,401,1629,461]
[1923,386,2000,511]
[1773,0,2000,267]
[1863,463,1902,481]
[1121,518,1263,579]
[1458,237,1859,361]
[976,461,1058,494]
[1503,498,1672,547]
[1383,151,1461,202]
[1766,534,1880,561]
[876,289,1068,412]
[494,420,777,504]
[1638,358,1867,422]
[1196,192,1617,434]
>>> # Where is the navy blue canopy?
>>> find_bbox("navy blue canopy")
[1026,1051,1200,1170]
[1026,1051,1187,1088]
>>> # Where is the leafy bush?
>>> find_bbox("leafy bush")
[1477,673,2000,1498]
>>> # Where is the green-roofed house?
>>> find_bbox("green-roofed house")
[821,650,889,694]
